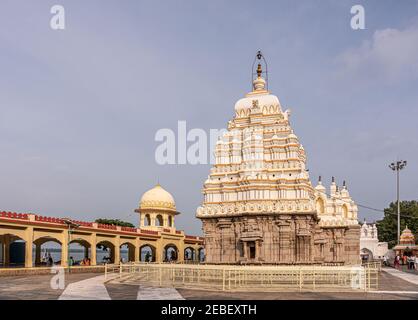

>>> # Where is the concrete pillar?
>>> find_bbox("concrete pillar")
[24,227,33,268]
[134,238,140,263]
[156,241,162,263]
[61,231,68,267]
[178,243,184,262]
[114,236,120,264]
[91,234,97,266]
[171,215,175,229]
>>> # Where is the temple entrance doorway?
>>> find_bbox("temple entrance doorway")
[248,242,256,259]
[361,248,373,262]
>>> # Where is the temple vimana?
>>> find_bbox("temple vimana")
[196,52,360,265]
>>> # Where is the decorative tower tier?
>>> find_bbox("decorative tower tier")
[196,52,360,265]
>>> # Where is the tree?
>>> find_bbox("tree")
[376,201,418,249]
[94,218,135,228]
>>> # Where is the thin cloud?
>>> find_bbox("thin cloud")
[338,22,418,83]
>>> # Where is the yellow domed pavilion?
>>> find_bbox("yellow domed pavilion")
[136,184,179,230]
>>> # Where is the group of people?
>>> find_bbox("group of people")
[393,254,417,270]
[79,257,91,266]
[68,256,91,266]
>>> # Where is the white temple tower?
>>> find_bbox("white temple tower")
[196,52,360,265]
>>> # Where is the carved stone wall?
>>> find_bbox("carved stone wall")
[202,214,360,265]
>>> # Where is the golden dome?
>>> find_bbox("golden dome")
[139,184,176,212]
[400,226,415,245]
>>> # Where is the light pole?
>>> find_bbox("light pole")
[63,218,80,272]
[389,160,407,244]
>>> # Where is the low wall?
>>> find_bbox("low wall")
[0,265,106,277]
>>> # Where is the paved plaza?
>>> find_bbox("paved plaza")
[0,267,417,300]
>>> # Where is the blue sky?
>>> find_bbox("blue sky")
[1,0,418,235]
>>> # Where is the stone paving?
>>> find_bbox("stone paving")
[382,267,418,285]
[59,274,112,300]
[0,272,98,300]
[137,286,185,300]
[0,268,416,300]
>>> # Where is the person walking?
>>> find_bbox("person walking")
[394,255,400,270]
[410,256,416,270]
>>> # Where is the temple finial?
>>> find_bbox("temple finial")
[251,51,268,91]
[256,63,262,77]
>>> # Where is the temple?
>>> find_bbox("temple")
[360,220,388,260]
[196,52,360,265]
[393,226,418,257]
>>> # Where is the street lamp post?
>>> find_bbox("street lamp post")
[63,219,80,272]
[388,160,407,244]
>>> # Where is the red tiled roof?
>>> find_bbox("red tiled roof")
[0,211,29,220]
[97,223,117,230]
[121,226,137,232]
[140,229,159,235]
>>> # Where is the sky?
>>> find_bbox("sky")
[1,0,418,236]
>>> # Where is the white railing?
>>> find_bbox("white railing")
[104,263,121,281]
[107,263,379,292]
[362,260,382,272]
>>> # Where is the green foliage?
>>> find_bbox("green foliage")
[94,218,135,228]
[376,201,418,248]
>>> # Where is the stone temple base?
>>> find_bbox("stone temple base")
[201,214,360,265]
